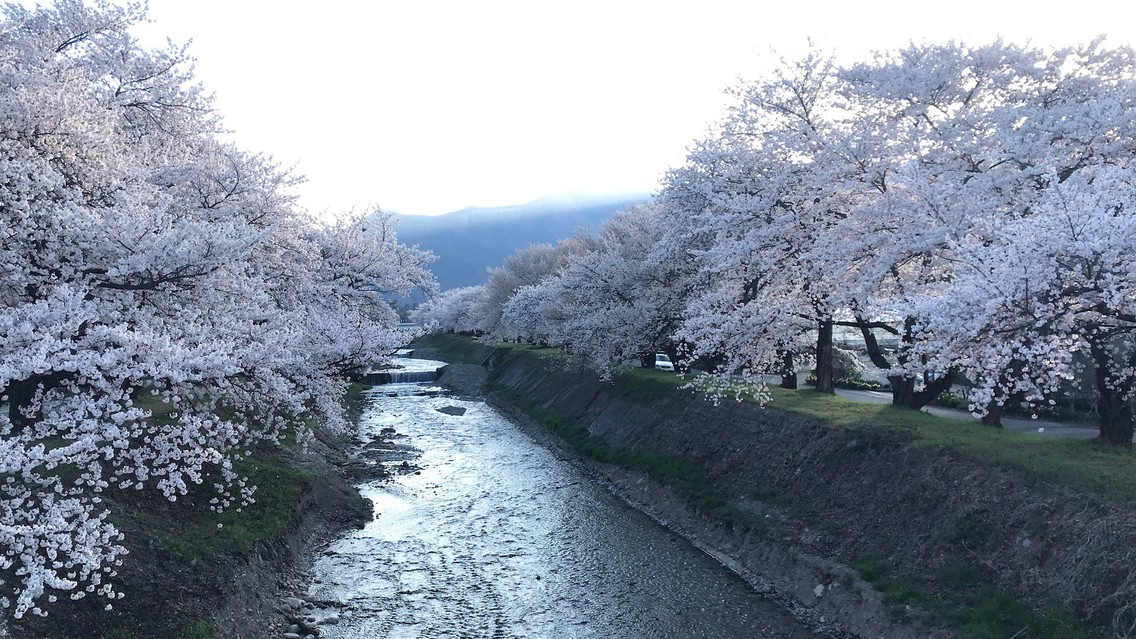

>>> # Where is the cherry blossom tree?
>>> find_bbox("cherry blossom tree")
[498,204,692,375]
[499,279,567,346]
[0,0,433,617]
[823,41,1132,413]
[835,40,1136,436]
[412,285,487,334]
[912,166,1136,443]
[662,49,862,397]
[668,39,1136,426]
[473,239,588,339]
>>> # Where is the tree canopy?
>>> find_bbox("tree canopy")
[0,0,433,617]
[424,38,1136,443]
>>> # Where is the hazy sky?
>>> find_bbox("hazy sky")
[127,0,1136,216]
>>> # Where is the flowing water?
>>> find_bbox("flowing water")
[309,365,821,639]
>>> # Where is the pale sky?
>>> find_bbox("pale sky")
[124,0,1136,216]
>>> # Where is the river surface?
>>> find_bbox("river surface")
[309,370,821,639]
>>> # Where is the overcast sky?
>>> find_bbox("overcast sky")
[128,0,1136,216]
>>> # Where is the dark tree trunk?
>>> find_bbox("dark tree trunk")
[1092,339,1134,446]
[814,320,834,394]
[1098,389,1134,446]
[888,374,916,407]
[886,316,917,407]
[886,371,956,411]
[779,350,797,389]
[914,372,956,409]
[981,401,1004,428]
[857,317,893,370]
[978,366,1027,428]
[858,314,926,408]
[640,353,656,369]
[7,378,39,431]
[871,316,953,410]
[5,373,71,432]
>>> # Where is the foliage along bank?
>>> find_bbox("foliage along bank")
[0,1,431,621]
[5,412,371,639]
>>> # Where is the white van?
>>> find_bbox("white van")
[654,354,675,371]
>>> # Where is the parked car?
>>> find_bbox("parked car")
[654,354,675,371]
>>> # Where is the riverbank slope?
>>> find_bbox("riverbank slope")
[3,414,371,639]
[422,336,1136,639]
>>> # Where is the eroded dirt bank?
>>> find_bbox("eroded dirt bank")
[435,344,1136,639]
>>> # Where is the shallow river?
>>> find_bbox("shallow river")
[309,375,821,639]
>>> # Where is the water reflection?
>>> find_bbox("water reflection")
[310,384,819,639]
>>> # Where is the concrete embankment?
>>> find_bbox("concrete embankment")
[432,341,1136,639]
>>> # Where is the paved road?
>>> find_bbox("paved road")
[834,389,1099,439]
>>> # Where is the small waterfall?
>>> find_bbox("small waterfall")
[385,368,444,384]
[355,357,447,385]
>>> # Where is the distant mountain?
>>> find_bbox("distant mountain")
[393,193,651,291]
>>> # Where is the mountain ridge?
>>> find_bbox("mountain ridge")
[392,193,651,291]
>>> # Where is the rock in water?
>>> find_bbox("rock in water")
[436,406,467,416]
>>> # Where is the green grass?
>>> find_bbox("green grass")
[8,385,348,639]
[758,386,1136,502]
[205,456,309,554]
[752,389,1136,502]
[29,391,316,564]
[762,385,953,429]
[609,364,696,404]
[176,621,215,639]
[852,554,1093,639]
[119,450,309,562]
[416,333,499,365]
[912,420,1136,496]
[98,617,215,639]
[99,616,218,639]
[487,342,1136,502]
[491,384,771,525]
[342,381,370,424]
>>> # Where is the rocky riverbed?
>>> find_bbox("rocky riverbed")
[302,379,824,638]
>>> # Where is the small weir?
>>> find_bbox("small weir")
[310,366,821,638]
[354,355,448,385]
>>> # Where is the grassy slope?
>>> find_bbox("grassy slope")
[605,351,1136,504]
[426,337,1136,503]
[12,385,370,639]
[417,333,497,365]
